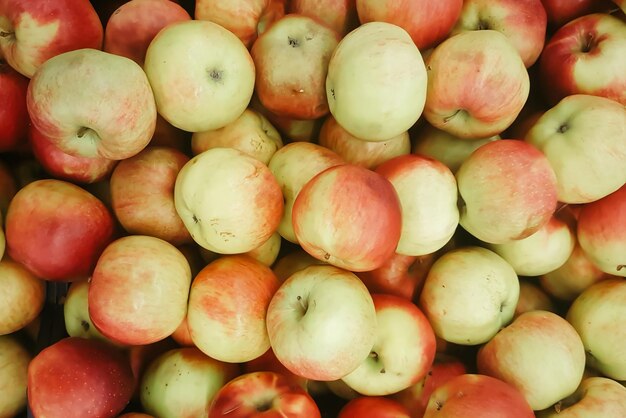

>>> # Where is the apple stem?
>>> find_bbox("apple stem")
[296,295,307,312]
[0,30,13,38]
[617,265,625,271]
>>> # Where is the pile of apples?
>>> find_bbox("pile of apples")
[1,0,626,417]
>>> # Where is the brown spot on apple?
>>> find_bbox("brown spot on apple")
[288,36,300,47]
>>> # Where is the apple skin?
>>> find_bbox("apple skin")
[423,374,535,418]
[208,371,321,418]
[477,310,586,410]
[110,146,193,246]
[0,0,103,77]
[145,20,256,133]
[26,48,157,160]
[266,264,377,381]
[456,139,558,244]
[288,0,359,36]
[0,335,31,418]
[272,248,326,282]
[0,258,45,335]
[540,0,611,28]
[243,347,308,389]
[576,184,626,277]
[514,280,555,318]
[5,179,115,281]
[536,376,626,418]
[356,0,463,50]
[187,255,280,363]
[325,21,428,141]
[292,163,402,272]
[525,94,626,204]
[539,13,626,106]
[88,235,192,346]
[63,279,112,343]
[27,337,135,418]
[104,0,191,66]
[566,278,626,380]
[0,59,28,152]
[338,397,410,418]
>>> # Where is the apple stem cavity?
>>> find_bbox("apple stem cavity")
[617,264,625,271]
[288,36,300,48]
[580,33,596,53]
[477,19,491,30]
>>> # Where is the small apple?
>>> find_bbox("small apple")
[63,279,111,343]
[0,58,28,152]
[338,396,411,418]
[514,280,555,318]
[0,334,31,418]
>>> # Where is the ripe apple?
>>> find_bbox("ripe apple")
[88,235,192,346]
[110,146,192,246]
[272,248,326,281]
[576,184,626,277]
[63,279,111,343]
[174,147,284,254]
[423,374,535,418]
[26,48,157,160]
[28,337,135,418]
[318,115,410,170]
[419,246,519,345]
[376,154,459,257]
[144,20,255,132]
[356,0,463,50]
[325,21,428,141]
[0,58,28,152]
[457,140,558,244]
[200,232,283,267]
[423,30,530,139]
[208,371,321,418]
[292,163,402,272]
[450,0,547,67]
[0,258,44,335]
[5,179,115,281]
[566,278,626,380]
[338,396,410,418]
[191,108,283,165]
[341,294,437,396]
[0,0,103,77]
[187,255,280,363]
[0,334,31,418]
[540,0,611,28]
[268,141,344,243]
[477,310,586,410]
[288,0,359,36]
[104,0,191,66]
[140,347,240,418]
[266,264,377,381]
[514,280,555,318]
[243,347,308,389]
[525,94,626,204]
[539,13,626,106]
[170,314,194,347]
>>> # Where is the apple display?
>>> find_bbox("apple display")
[266,264,377,381]
[338,396,411,418]
[174,147,284,254]
[0,58,28,152]
[144,20,255,133]
[288,0,359,36]
[88,235,192,346]
[424,30,530,139]
[0,334,31,418]
[514,280,555,318]
[325,21,428,141]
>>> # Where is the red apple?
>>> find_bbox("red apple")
[0,258,45,335]
[5,179,115,281]
[0,58,28,151]
[540,0,611,28]
[288,0,358,36]
[0,335,31,418]
[338,397,410,418]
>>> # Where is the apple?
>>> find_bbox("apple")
[536,376,626,418]
[266,264,377,381]
[423,30,530,139]
[423,374,535,418]
[288,0,359,36]
[191,108,283,165]
[318,115,411,170]
[292,163,402,272]
[272,248,326,282]
[450,0,547,67]
[0,258,44,335]
[170,314,194,347]
[208,371,321,418]
[525,94,626,204]
[355,0,463,50]
[28,337,135,418]
[540,0,611,28]
[88,235,192,346]
[0,334,31,418]
[243,347,308,389]
[514,280,555,318]
[104,0,191,66]
[140,347,240,418]
[0,0,103,77]
[5,179,115,281]
[341,294,437,396]
[144,20,255,133]
[338,396,410,418]
[149,115,191,153]
[419,246,519,345]
[63,279,111,343]
[0,215,4,260]
[539,13,626,106]
[110,146,192,246]
[576,184,626,277]
[127,338,179,393]
[477,310,586,410]
[376,154,459,257]
[268,141,344,244]
[187,254,280,363]
[26,48,157,160]
[174,147,284,254]
[566,278,626,380]
[0,58,28,152]
[195,0,285,49]
[199,231,283,267]
[325,21,428,141]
